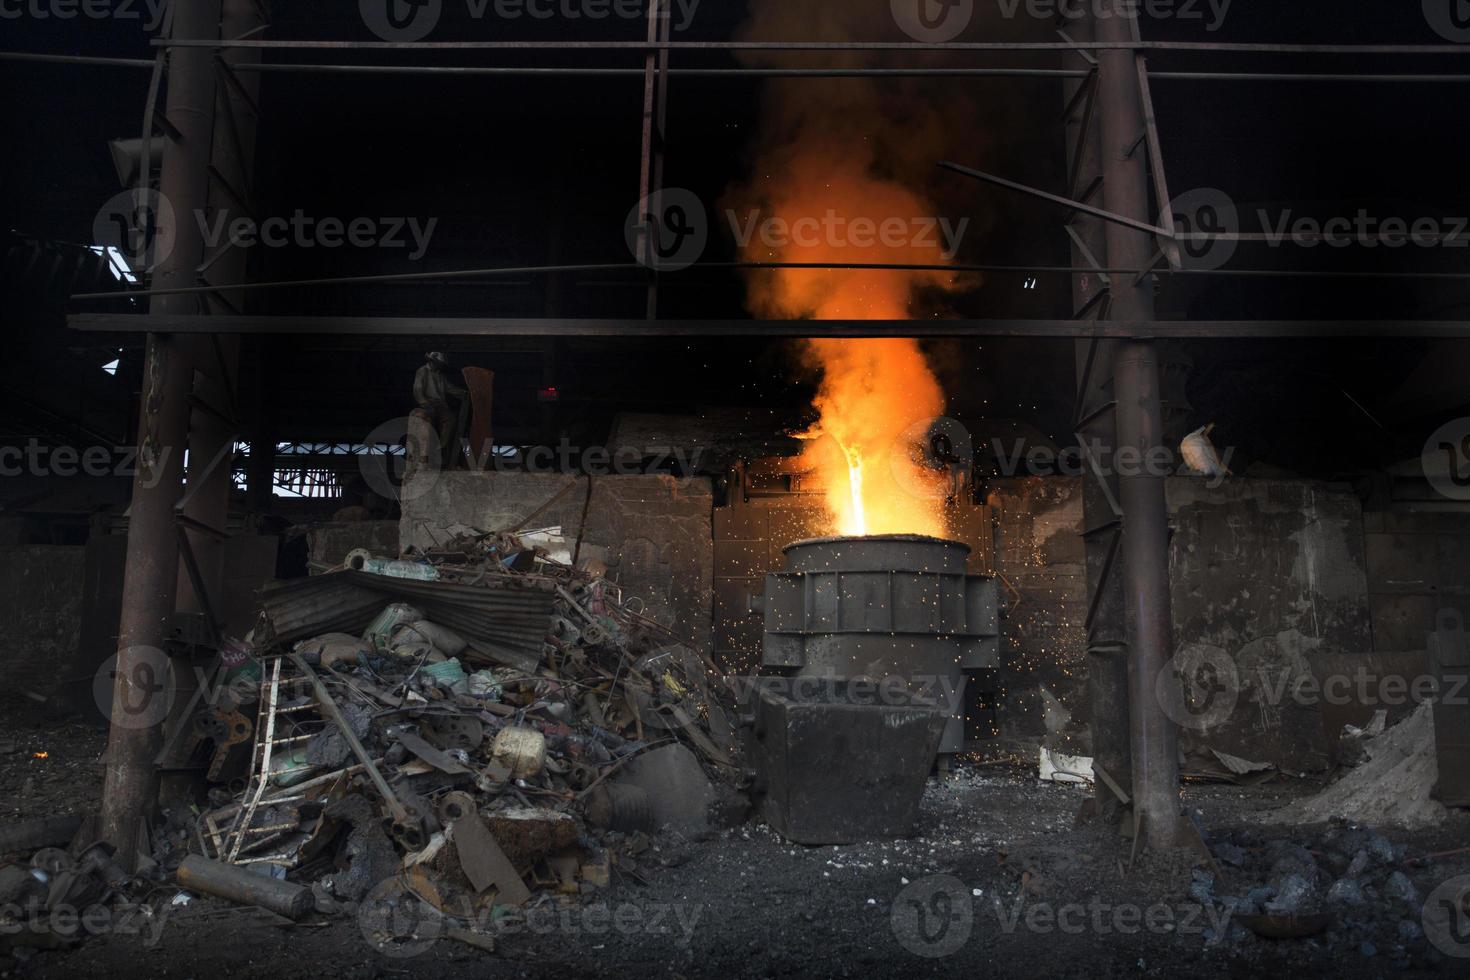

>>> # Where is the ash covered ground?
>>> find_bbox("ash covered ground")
[5,710,1467,980]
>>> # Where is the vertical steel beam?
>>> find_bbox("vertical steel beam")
[637,0,672,318]
[1093,12,1182,850]
[100,0,223,866]
[176,0,266,618]
[163,0,267,789]
[1060,16,1132,824]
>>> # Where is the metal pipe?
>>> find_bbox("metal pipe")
[175,855,314,919]
[66,259,1470,304]
[1095,13,1182,851]
[150,38,1470,54]
[66,313,1470,339]
[99,0,223,868]
[14,53,1470,83]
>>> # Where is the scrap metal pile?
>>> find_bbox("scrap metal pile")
[169,530,741,949]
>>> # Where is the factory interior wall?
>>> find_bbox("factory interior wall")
[12,475,1465,766]
[987,477,1386,772]
[0,545,86,701]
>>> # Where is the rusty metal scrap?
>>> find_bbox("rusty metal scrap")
[166,529,738,936]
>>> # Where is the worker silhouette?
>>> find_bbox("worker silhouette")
[413,351,465,467]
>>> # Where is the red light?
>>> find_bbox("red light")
[537,386,560,403]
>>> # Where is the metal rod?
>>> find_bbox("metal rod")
[67,313,1470,339]
[234,63,1093,78]
[72,256,1470,303]
[149,39,1470,54]
[68,260,1149,301]
[1134,56,1181,270]
[0,51,156,67]
[938,160,1175,239]
[1095,9,1182,852]
[289,654,411,825]
[10,52,1470,83]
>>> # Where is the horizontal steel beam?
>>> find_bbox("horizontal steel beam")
[8,52,1470,83]
[67,314,1470,339]
[152,39,1470,54]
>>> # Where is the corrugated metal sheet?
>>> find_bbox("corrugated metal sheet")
[256,570,557,672]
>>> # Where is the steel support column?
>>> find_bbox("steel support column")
[1060,18,1132,826]
[1094,13,1182,850]
[100,0,223,865]
[175,0,265,621]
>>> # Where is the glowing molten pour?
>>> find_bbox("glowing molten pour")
[795,338,948,538]
[837,437,866,535]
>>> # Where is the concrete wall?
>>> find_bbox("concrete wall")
[308,521,401,572]
[1168,480,1371,771]
[0,546,85,696]
[1362,509,1470,651]
[400,472,715,654]
[985,478,1089,747]
[985,477,1372,771]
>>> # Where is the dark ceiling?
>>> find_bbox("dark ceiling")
[2,1,1469,484]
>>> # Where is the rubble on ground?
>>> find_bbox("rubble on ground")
[0,528,744,955]
[1194,818,1444,969]
[1266,702,1447,831]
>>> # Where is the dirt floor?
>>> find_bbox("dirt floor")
[3,702,1469,979]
